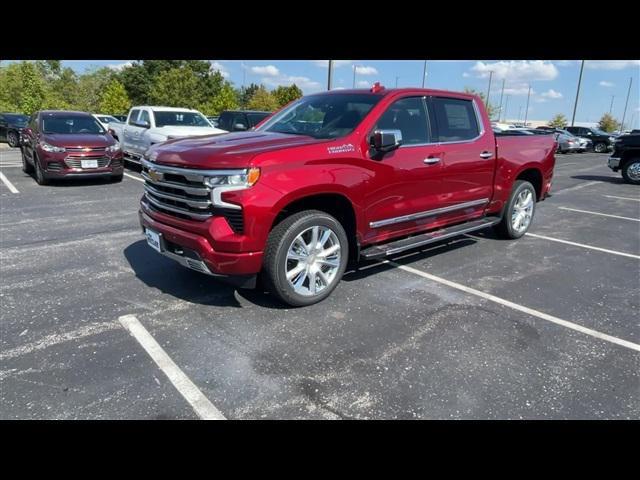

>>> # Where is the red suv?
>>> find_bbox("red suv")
[21,110,124,185]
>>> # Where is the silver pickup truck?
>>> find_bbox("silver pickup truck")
[108,106,226,163]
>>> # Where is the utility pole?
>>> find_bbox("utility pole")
[498,78,505,122]
[352,64,357,88]
[609,95,615,114]
[619,76,633,133]
[395,76,399,88]
[518,106,523,124]
[523,85,532,127]
[503,95,510,123]
[485,70,494,110]
[571,60,585,127]
[421,60,427,88]
[327,60,333,91]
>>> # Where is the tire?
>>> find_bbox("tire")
[262,210,349,307]
[494,180,537,239]
[110,173,124,183]
[621,159,640,185]
[21,148,34,174]
[34,154,50,185]
[7,131,19,148]
[594,142,607,153]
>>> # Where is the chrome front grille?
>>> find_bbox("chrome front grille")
[66,146,107,153]
[64,156,111,169]
[140,159,245,232]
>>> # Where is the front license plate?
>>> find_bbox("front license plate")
[145,228,162,253]
[81,159,98,169]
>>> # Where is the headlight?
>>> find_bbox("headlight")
[204,168,261,188]
[106,144,121,153]
[40,141,65,153]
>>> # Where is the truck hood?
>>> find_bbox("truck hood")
[43,133,115,148]
[149,131,327,168]
[153,125,227,137]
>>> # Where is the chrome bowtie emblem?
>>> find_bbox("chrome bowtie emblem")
[148,169,163,182]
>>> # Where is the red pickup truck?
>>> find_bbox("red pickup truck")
[139,85,555,306]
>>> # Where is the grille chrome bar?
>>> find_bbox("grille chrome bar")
[144,183,212,209]
[143,194,213,221]
[140,171,210,196]
[64,157,111,169]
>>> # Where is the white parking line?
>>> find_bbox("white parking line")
[124,172,144,183]
[554,181,600,194]
[525,233,640,259]
[387,261,640,353]
[558,206,639,222]
[603,195,640,202]
[0,171,19,193]
[119,315,226,420]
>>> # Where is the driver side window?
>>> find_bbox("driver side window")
[374,97,430,145]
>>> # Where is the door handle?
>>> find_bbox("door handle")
[423,157,441,164]
[479,151,493,159]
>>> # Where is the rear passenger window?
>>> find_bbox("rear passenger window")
[374,97,430,145]
[431,97,480,142]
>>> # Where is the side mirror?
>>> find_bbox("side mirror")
[586,131,592,135]
[233,123,248,131]
[371,129,403,153]
[137,120,151,129]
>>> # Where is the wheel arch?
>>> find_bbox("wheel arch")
[514,167,543,201]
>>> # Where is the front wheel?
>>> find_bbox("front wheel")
[7,131,19,148]
[34,154,50,185]
[21,148,34,174]
[262,210,349,307]
[494,180,537,239]
[621,159,640,185]
[594,142,607,153]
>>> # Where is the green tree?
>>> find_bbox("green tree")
[272,84,303,108]
[75,67,116,112]
[597,113,620,133]
[199,83,238,115]
[0,62,23,112]
[99,79,131,114]
[548,113,568,128]
[246,86,279,111]
[464,87,496,119]
[19,62,46,114]
[149,67,202,108]
[238,83,260,109]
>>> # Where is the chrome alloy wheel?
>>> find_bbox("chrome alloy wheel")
[285,225,342,296]
[511,189,534,234]
[628,161,640,182]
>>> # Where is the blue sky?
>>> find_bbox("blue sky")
[12,60,640,127]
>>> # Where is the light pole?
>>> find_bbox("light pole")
[498,78,505,122]
[571,60,585,126]
[609,95,615,115]
[523,85,532,127]
[619,76,633,133]
[421,60,427,88]
[503,95,510,123]
[352,64,357,88]
[518,106,523,124]
[485,70,494,111]
[395,76,399,88]
[327,60,333,91]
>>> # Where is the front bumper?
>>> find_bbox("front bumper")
[608,157,621,171]
[138,207,262,283]
[39,150,124,178]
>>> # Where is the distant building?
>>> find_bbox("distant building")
[503,119,549,128]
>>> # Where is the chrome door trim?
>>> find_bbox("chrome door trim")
[369,198,489,228]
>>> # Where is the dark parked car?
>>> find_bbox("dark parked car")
[217,110,271,132]
[21,110,124,185]
[608,131,640,184]
[112,115,128,122]
[207,116,220,128]
[0,113,30,147]
[564,126,616,153]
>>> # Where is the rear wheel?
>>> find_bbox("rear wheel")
[494,180,537,239]
[263,210,348,307]
[7,131,19,148]
[621,159,640,185]
[594,142,607,153]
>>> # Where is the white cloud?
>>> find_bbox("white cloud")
[250,65,280,76]
[503,85,535,96]
[262,73,322,93]
[599,81,615,87]
[106,61,133,71]
[462,72,470,78]
[585,60,640,70]
[312,60,352,68]
[469,60,558,81]
[555,60,579,67]
[540,89,563,99]
[209,61,230,78]
[356,80,371,88]
[355,65,378,75]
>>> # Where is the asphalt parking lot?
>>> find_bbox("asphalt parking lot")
[1,145,638,419]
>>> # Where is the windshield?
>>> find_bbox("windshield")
[257,93,383,139]
[5,114,29,126]
[592,129,611,136]
[154,111,211,128]
[42,115,105,134]
[98,115,118,123]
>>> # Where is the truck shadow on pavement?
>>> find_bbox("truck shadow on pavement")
[571,174,625,184]
[123,240,288,310]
